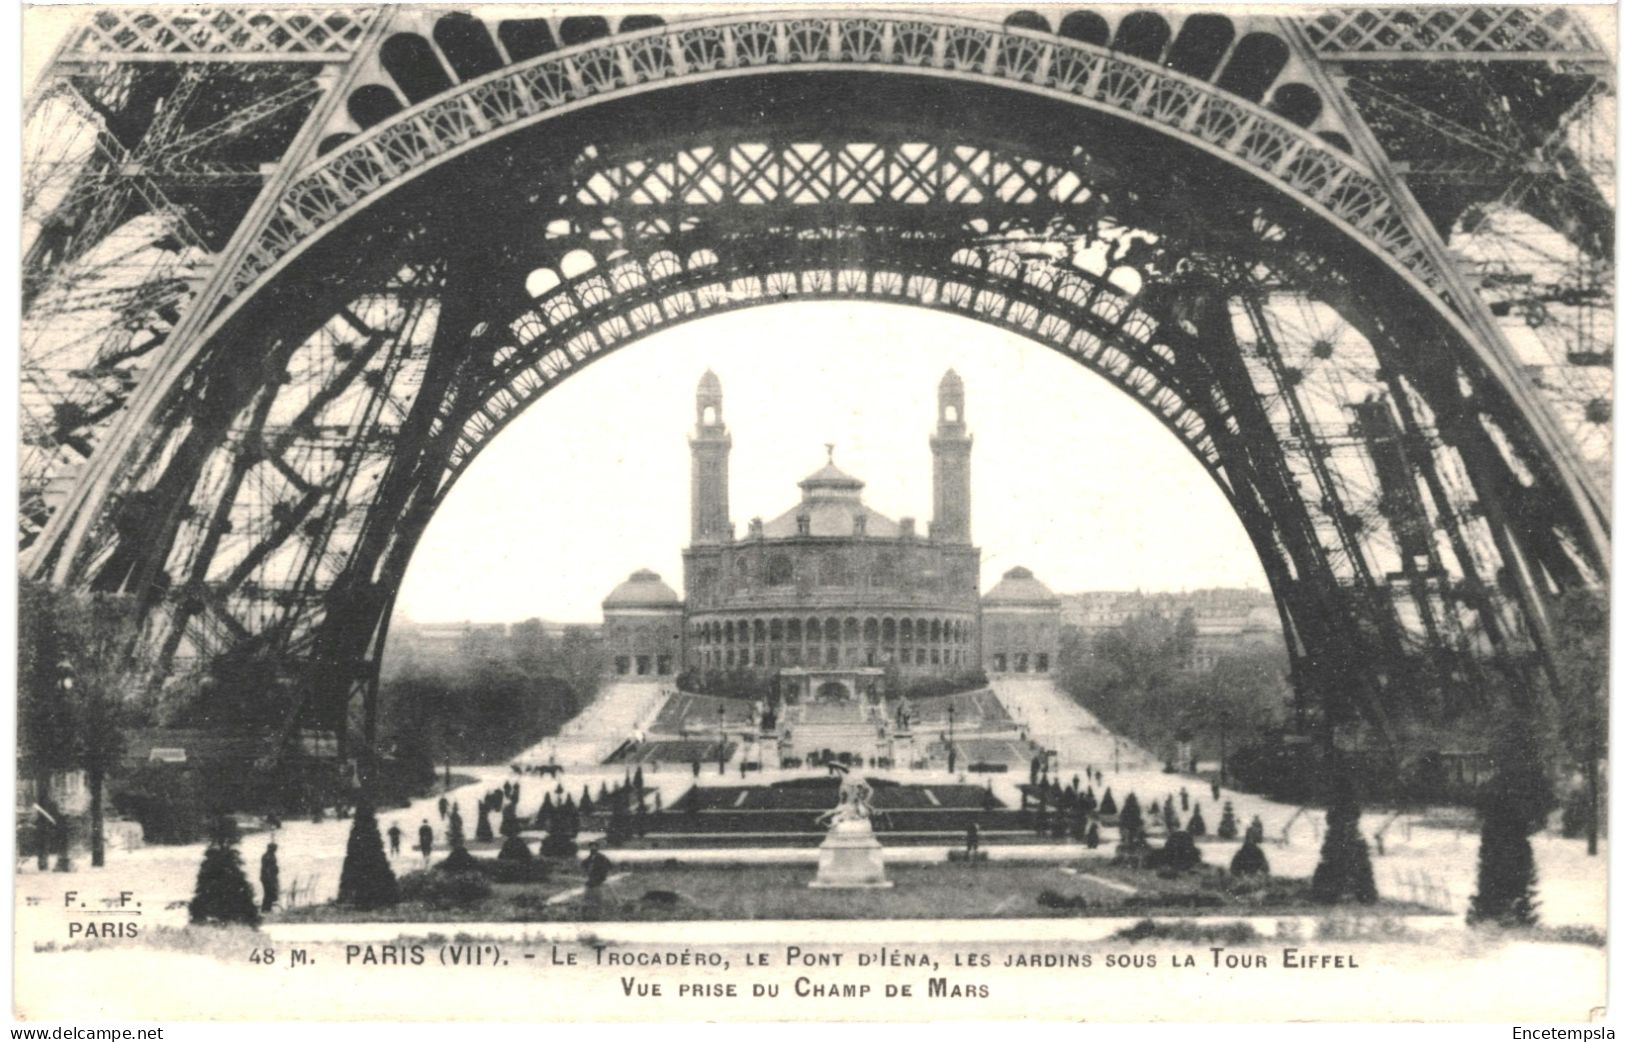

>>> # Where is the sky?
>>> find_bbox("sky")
[393,302,1269,624]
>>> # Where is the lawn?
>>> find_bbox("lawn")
[278,857,1439,924]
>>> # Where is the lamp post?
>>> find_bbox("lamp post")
[717,703,727,775]
[946,704,957,775]
[54,659,75,872]
[1218,708,1230,787]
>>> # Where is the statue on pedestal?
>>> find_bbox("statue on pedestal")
[816,775,874,828]
[809,773,892,889]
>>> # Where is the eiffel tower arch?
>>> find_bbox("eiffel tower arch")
[21,7,1612,758]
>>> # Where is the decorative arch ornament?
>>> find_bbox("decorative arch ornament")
[19,6,1610,757]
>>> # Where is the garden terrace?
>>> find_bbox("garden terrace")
[649,693,757,733]
[906,690,1014,728]
[950,737,1036,767]
[604,738,736,766]
[637,777,1032,845]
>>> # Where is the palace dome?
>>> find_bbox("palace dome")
[603,569,681,610]
[982,566,1060,608]
[760,456,902,537]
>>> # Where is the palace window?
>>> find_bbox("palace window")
[992,654,1007,672]
[636,655,651,675]
[1035,653,1049,673]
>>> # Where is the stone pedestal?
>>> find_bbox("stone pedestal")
[808,819,893,889]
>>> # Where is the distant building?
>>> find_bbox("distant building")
[385,618,601,677]
[601,569,684,679]
[1060,589,1285,671]
[601,371,1064,690]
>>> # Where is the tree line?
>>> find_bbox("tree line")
[378,619,604,776]
[1053,609,1289,768]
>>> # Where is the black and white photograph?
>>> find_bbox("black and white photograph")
[12,2,1616,1023]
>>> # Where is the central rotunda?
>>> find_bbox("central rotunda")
[600,370,1061,695]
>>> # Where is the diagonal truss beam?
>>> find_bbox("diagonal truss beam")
[26,8,396,585]
[1280,17,1609,579]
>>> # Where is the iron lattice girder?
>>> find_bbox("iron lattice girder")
[50,75,1594,629]
[59,7,379,61]
[19,7,1611,750]
[455,242,1218,486]
[19,57,334,551]
[567,139,1102,212]
[228,13,1449,303]
[1303,6,1607,62]
[30,8,1610,595]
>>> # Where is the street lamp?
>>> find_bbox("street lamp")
[946,704,957,775]
[54,659,75,872]
[717,703,727,775]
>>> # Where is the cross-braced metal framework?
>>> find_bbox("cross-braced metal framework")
[20,6,1612,766]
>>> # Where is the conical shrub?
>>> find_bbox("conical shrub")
[1468,731,1549,927]
[1231,836,1270,876]
[1310,777,1377,904]
[338,805,400,910]
[189,816,259,927]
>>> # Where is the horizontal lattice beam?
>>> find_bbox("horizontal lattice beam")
[58,7,380,62]
[1303,7,1608,62]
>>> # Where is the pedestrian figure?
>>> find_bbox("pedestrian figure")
[1180,788,1189,811]
[437,796,448,820]
[387,822,403,858]
[583,841,613,891]
[692,760,700,778]
[417,819,434,866]
[965,821,980,858]
[1211,780,1221,802]
[259,841,280,914]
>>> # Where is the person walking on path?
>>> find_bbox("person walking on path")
[437,796,449,821]
[965,821,980,859]
[387,822,403,858]
[259,841,280,914]
[417,819,434,866]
